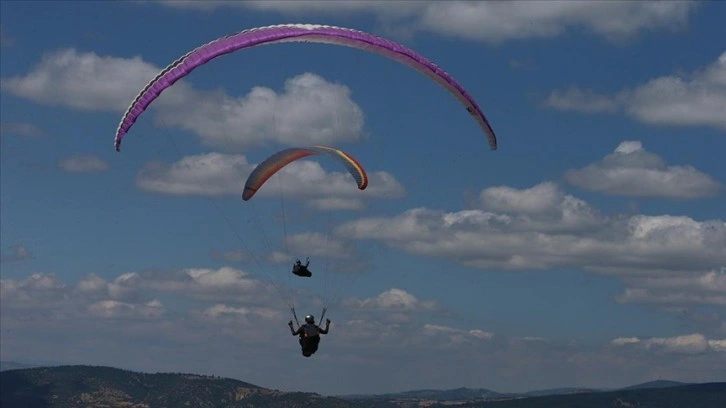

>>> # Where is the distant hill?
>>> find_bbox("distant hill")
[345,387,505,401]
[521,386,600,397]
[453,382,726,408]
[0,365,357,408]
[621,379,690,390]
[0,361,39,372]
[343,382,726,408]
[1,365,723,408]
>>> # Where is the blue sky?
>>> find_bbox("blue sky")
[1,0,725,396]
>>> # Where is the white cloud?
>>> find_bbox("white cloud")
[622,52,726,128]
[2,271,449,346]
[333,318,495,353]
[153,72,365,150]
[1,49,366,150]
[4,268,726,394]
[185,267,257,289]
[413,1,697,44]
[615,270,726,306]
[564,141,724,199]
[709,339,726,352]
[88,299,165,319]
[285,232,355,260]
[136,267,273,306]
[136,153,251,196]
[196,304,280,320]
[65,272,144,304]
[481,181,577,216]
[0,267,277,320]
[76,273,107,293]
[210,249,251,263]
[0,245,34,263]
[136,152,405,210]
[479,181,603,234]
[611,337,640,346]
[241,160,406,207]
[336,182,726,305]
[267,251,292,265]
[0,49,159,112]
[158,0,419,15]
[545,52,726,130]
[543,87,618,113]
[0,273,68,309]
[157,1,698,44]
[417,324,495,349]
[343,288,440,312]
[611,333,726,355]
[0,121,48,137]
[58,154,110,173]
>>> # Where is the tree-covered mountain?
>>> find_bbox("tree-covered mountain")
[344,387,505,401]
[451,382,726,408]
[0,361,38,372]
[1,365,723,408]
[621,379,690,390]
[343,381,725,408]
[0,365,356,408]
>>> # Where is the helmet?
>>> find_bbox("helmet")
[305,315,314,324]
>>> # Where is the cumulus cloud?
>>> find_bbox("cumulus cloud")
[0,273,68,310]
[621,52,726,129]
[0,267,278,319]
[564,141,724,199]
[153,72,365,150]
[0,270,449,348]
[136,152,406,210]
[335,181,726,305]
[135,267,278,306]
[611,333,726,355]
[157,1,697,44]
[479,181,603,233]
[247,157,402,209]
[136,153,252,196]
[0,49,366,150]
[210,249,251,263]
[74,272,142,301]
[333,318,494,354]
[58,154,110,173]
[422,324,495,347]
[88,299,165,319]
[615,269,726,306]
[1,48,160,112]
[545,52,726,130]
[0,245,34,263]
[0,121,48,138]
[281,233,358,265]
[4,268,726,393]
[190,304,283,328]
[543,87,618,113]
[343,288,440,312]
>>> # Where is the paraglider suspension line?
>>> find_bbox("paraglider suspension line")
[159,127,293,311]
[319,307,327,324]
[291,307,301,328]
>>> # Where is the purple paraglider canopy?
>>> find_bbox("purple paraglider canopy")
[114,23,497,152]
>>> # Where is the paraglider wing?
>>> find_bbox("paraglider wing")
[114,24,497,152]
[242,145,368,201]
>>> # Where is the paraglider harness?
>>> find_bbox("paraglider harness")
[292,257,312,277]
[290,306,327,356]
[290,307,327,333]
